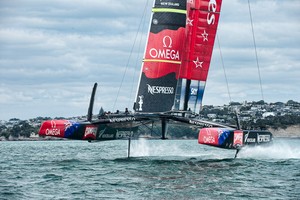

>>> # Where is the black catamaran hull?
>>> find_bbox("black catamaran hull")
[39,114,272,149]
[198,128,273,150]
[38,113,211,141]
[39,116,144,141]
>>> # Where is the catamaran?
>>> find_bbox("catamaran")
[39,0,272,158]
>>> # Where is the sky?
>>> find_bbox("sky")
[0,0,299,120]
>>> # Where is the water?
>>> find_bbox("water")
[0,138,299,199]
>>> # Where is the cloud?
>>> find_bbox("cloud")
[202,0,300,105]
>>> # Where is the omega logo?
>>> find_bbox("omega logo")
[149,35,180,60]
[163,36,172,48]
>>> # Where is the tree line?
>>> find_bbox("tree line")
[0,120,39,139]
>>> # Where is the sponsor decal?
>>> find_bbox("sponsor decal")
[258,134,271,143]
[244,132,249,143]
[163,36,172,48]
[244,131,256,143]
[189,120,213,127]
[159,1,180,7]
[218,129,230,145]
[203,135,215,144]
[84,125,97,140]
[147,84,174,95]
[116,131,133,139]
[199,128,219,146]
[45,120,61,136]
[64,121,73,131]
[207,0,217,25]
[246,138,256,143]
[109,117,135,123]
[190,87,198,96]
[233,130,244,146]
[64,120,80,137]
[149,36,180,61]
[98,127,115,139]
[138,95,144,111]
[98,127,107,139]
[101,134,115,139]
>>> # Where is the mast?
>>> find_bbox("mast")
[183,79,191,111]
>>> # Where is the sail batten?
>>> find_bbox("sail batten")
[152,8,187,14]
[143,59,182,65]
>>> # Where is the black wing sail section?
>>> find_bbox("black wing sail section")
[134,0,187,113]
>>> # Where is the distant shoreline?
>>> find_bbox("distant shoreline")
[1,125,300,141]
[1,132,300,142]
[268,125,300,138]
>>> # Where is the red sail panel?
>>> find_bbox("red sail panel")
[143,28,185,79]
[193,0,222,12]
[179,0,222,81]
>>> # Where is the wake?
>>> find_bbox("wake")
[130,138,300,160]
[239,139,300,159]
[130,138,232,159]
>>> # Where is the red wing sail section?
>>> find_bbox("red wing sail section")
[174,0,223,113]
[179,0,222,81]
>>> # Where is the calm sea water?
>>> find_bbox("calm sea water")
[0,138,299,200]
